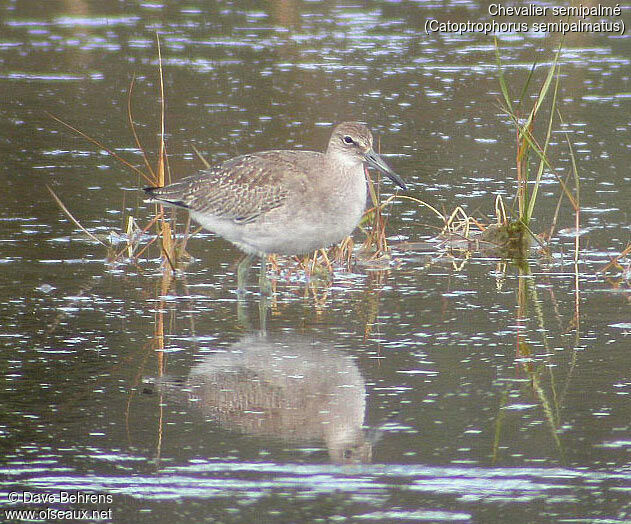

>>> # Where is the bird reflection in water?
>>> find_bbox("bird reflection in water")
[179,333,372,464]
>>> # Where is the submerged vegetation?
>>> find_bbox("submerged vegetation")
[492,38,580,260]
[48,36,411,288]
[411,39,582,266]
[48,37,590,293]
[44,37,594,459]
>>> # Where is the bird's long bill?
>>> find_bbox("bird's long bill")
[363,149,407,191]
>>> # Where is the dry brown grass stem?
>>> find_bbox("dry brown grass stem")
[598,243,631,274]
[45,111,153,185]
[46,185,108,247]
[47,32,189,275]
[127,74,155,180]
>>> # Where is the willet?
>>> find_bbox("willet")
[144,122,406,293]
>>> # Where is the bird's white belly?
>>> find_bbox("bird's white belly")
[190,179,367,256]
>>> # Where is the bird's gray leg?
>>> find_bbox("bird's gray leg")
[258,256,273,297]
[258,294,269,332]
[237,299,251,330]
[237,253,256,294]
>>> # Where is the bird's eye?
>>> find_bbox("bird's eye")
[343,135,354,145]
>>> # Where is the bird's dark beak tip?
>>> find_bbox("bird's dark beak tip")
[365,149,407,192]
[385,170,407,192]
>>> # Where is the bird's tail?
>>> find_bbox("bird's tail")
[143,186,189,209]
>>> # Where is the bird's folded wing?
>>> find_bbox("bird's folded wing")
[148,153,300,224]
